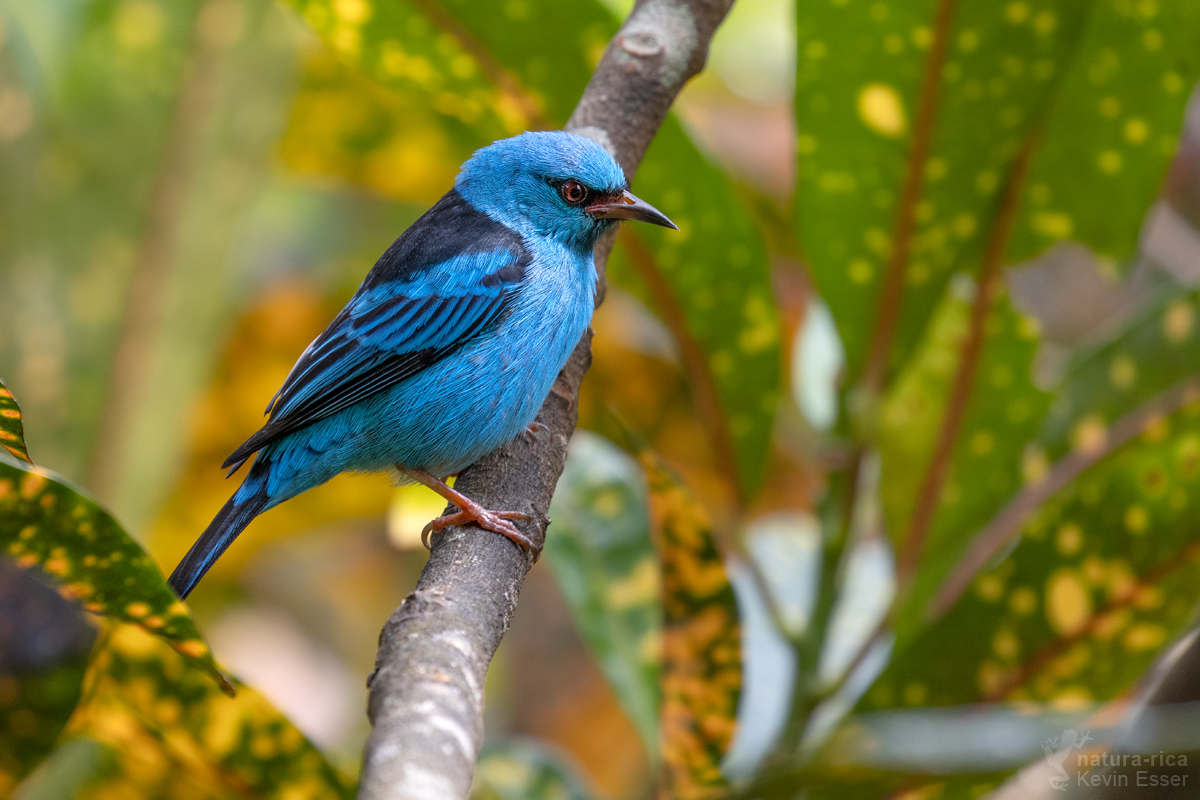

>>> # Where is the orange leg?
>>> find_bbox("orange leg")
[400,466,536,554]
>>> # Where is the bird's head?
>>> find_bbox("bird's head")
[455,131,677,251]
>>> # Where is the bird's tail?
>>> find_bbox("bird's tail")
[168,477,269,600]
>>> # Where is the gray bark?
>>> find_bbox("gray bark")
[357,2,736,798]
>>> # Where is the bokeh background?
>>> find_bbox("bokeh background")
[0,0,799,795]
[5,0,1200,798]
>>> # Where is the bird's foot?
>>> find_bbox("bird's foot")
[522,421,550,442]
[401,466,539,558]
[421,507,535,554]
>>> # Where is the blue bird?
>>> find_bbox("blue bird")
[168,131,676,599]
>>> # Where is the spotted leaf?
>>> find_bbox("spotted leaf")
[864,407,1200,712]
[65,624,352,799]
[473,741,601,800]
[794,0,1200,390]
[0,560,95,792]
[794,0,1092,383]
[546,431,661,754]
[0,380,31,465]
[284,0,781,497]
[641,453,741,800]
[878,285,1051,640]
[1038,286,1200,462]
[0,453,229,693]
[1006,0,1200,266]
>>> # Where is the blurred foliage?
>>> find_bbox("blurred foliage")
[643,453,741,799]
[473,741,599,800]
[0,380,227,690]
[5,0,1200,797]
[0,560,94,792]
[285,0,781,498]
[64,624,351,799]
[0,384,31,464]
[545,432,661,754]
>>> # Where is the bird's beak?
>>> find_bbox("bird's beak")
[587,190,678,230]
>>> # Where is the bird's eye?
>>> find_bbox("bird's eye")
[560,180,588,206]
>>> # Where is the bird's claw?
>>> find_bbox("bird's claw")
[522,421,550,442]
[421,507,537,557]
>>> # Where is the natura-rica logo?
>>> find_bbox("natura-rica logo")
[1043,729,1093,791]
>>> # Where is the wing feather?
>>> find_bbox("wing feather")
[223,189,530,472]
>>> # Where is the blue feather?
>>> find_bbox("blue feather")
[171,131,671,598]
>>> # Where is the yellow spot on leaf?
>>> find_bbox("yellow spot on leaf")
[1046,569,1091,636]
[976,574,1004,601]
[177,639,209,658]
[332,0,370,24]
[1051,687,1092,711]
[1056,523,1083,555]
[979,660,1008,695]
[19,473,45,499]
[857,83,907,137]
[1011,587,1037,615]
[1124,505,1149,534]
[1005,2,1029,22]
[1098,150,1122,174]
[993,628,1020,660]
[1032,11,1057,33]
[849,259,873,284]
[1072,415,1107,456]
[1124,118,1149,144]
[605,559,659,611]
[1109,355,1136,389]
[1164,301,1194,342]
[1124,623,1166,651]
[1033,211,1073,238]
[1023,446,1049,485]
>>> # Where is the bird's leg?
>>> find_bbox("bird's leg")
[400,466,536,555]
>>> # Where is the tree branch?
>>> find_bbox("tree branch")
[357,3,735,798]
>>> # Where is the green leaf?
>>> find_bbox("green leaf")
[66,624,352,799]
[740,765,1011,800]
[864,407,1200,711]
[0,661,91,793]
[0,382,31,464]
[545,431,661,755]
[641,452,741,799]
[0,560,95,790]
[794,0,1092,383]
[793,0,1200,389]
[878,284,1051,638]
[0,379,227,691]
[285,0,781,496]
[473,740,600,800]
[1005,0,1200,266]
[1038,286,1200,462]
[0,459,228,692]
